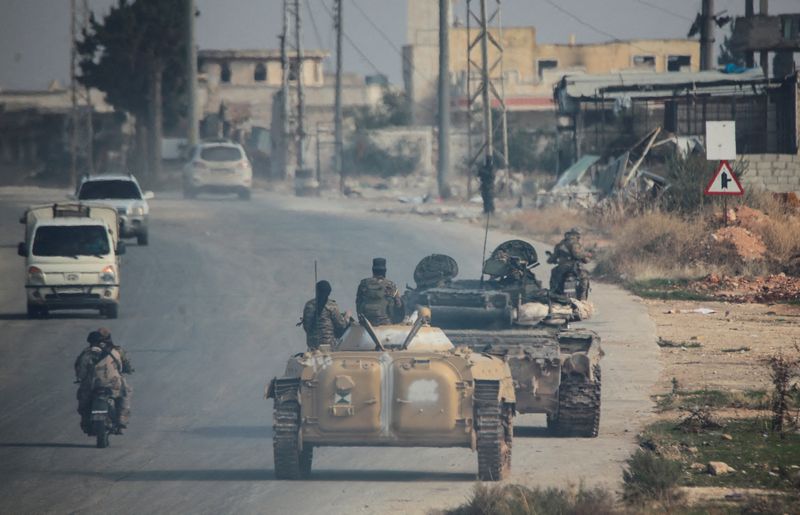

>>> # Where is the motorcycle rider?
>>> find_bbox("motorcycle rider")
[547,227,591,300]
[74,328,133,434]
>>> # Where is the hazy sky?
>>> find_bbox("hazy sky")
[1,0,798,90]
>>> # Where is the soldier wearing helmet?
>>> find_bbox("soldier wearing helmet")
[547,227,592,300]
[74,328,134,434]
[356,257,404,326]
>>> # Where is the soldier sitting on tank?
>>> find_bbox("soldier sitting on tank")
[301,280,350,350]
[356,257,404,326]
[547,227,591,300]
[485,249,542,290]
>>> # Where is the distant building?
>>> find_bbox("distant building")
[0,82,124,183]
[404,0,701,125]
[197,49,383,177]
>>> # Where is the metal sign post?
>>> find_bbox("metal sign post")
[704,121,741,225]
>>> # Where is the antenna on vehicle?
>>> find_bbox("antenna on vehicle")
[479,212,490,286]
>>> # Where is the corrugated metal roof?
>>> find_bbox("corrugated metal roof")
[558,68,767,101]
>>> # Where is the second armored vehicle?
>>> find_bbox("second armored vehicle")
[404,241,602,437]
[267,315,516,480]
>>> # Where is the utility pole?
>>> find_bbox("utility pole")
[279,0,291,179]
[294,0,306,171]
[334,0,344,191]
[69,0,93,187]
[437,0,452,199]
[759,0,769,77]
[465,0,508,213]
[186,0,198,148]
[700,0,715,70]
[745,0,755,68]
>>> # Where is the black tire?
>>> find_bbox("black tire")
[549,367,601,437]
[103,304,119,319]
[95,420,109,448]
[474,381,512,481]
[26,304,44,318]
[137,229,149,246]
[273,401,308,479]
[238,189,251,200]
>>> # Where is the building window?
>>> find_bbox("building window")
[220,63,232,83]
[632,55,655,68]
[537,59,558,79]
[667,55,691,72]
[288,59,299,81]
[254,63,267,82]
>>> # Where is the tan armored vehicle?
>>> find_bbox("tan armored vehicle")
[404,243,602,437]
[266,315,516,481]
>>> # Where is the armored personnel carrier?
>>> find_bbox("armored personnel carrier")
[403,241,602,437]
[266,314,516,480]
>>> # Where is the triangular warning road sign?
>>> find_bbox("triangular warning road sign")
[704,160,744,196]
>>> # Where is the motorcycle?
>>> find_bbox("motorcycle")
[89,387,118,448]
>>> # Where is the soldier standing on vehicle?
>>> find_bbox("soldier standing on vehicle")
[74,328,133,433]
[547,227,592,300]
[301,280,350,350]
[356,257,404,326]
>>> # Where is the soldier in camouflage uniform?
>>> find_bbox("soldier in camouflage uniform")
[74,328,134,433]
[301,280,349,350]
[547,227,591,300]
[356,257,404,326]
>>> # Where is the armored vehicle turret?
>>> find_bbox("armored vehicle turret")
[266,315,516,480]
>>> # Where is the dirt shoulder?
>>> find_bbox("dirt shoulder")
[645,300,800,395]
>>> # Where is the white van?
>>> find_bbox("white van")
[18,203,124,318]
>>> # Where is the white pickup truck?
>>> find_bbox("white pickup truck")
[17,203,124,318]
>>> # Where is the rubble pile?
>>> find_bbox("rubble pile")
[709,226,767,261]
[694,273,800,303]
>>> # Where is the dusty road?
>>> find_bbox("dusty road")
[0,187,657,514]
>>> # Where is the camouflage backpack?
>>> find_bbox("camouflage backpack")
[92,348,123,393]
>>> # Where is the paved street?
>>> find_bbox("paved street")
[0,187,658,514]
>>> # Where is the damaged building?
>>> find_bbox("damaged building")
[0,81,124,184]
[553,68,800,195]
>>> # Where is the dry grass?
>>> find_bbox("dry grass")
[505,192,800,284]
[593,211,713,281]
[504,207,589,244]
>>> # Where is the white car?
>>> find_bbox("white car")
[183,140,253,200]
[76,174,153,245]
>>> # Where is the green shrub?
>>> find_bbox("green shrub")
[444,483,618,515]
[622,449,683,506]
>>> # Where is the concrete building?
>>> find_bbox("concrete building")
[197,49,383,177]
[404,0,701,125]
[0,82,123,184]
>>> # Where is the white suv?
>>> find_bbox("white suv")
[75,174,153,245]
[183,140,253,200]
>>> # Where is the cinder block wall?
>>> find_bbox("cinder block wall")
[739,153,800,192]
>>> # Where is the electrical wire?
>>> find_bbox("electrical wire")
[319,0,384,76]
[304,0,325,51]
[542,0,651,53]
[349,0,435,86]
[632,0,693,22]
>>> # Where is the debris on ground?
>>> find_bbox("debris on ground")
[692,273,800,303]
[707,461,736,476]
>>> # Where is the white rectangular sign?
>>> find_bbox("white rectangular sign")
[705,121,736,160]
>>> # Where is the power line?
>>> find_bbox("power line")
[304,0,324,51]
[632,0,693,22]
[542,0,651,53]
[319,0,384,76]
[349,0,435,85]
